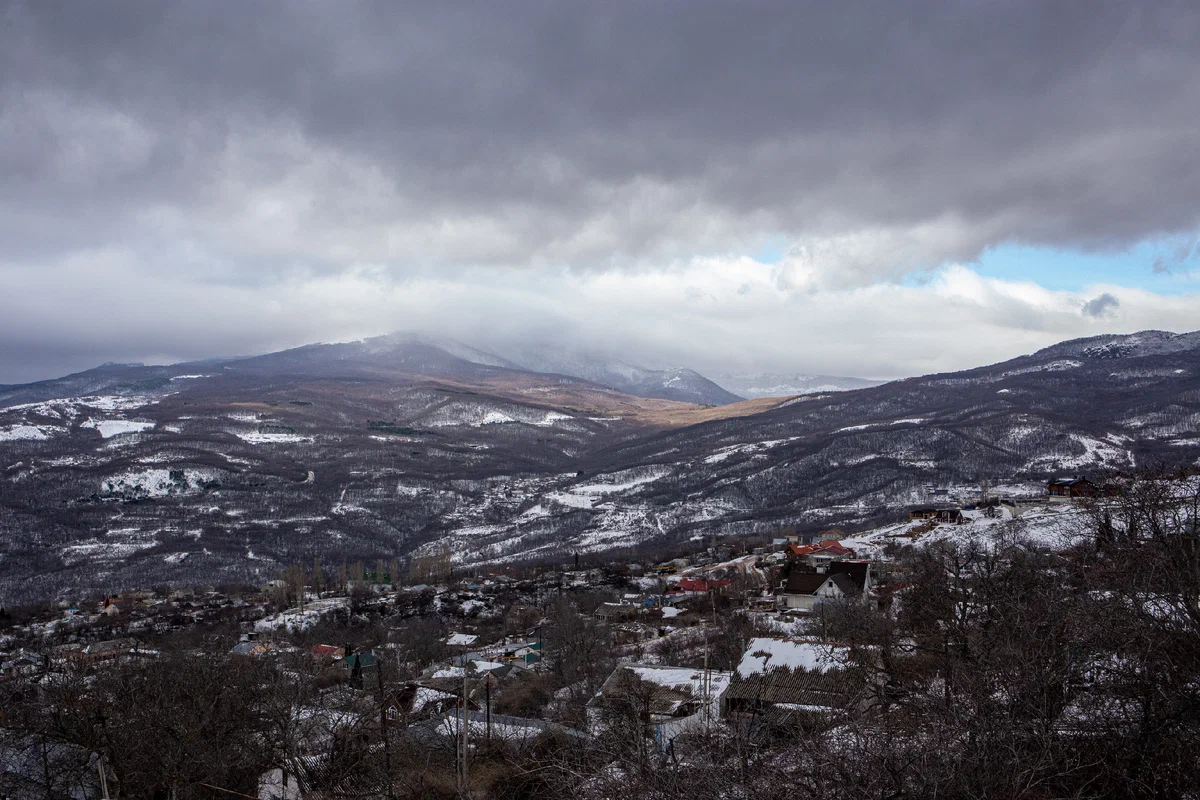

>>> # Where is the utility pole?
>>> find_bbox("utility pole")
[459,657,470,796]
[377,658,392,797]
[96,754,110,800]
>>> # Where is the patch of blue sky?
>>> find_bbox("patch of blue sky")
[751,234,790,265]
[971,237,1200,294]
[748,231,1200,294]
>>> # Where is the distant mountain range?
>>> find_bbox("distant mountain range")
[0,332,878,409]
[2,328,1198,603]
[396,336,748,406]
[713,373,884,399]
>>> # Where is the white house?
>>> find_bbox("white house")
[779,572,858,611]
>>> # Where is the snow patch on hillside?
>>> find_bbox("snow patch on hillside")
[235,431,313,444]
[100,467,220,498]
[1027,434,1133,471]
[573,467,673,495]
[704,438,796,464]
[81,418,156,438]
[254,598,348,633]
[0,424,62,442]
[1001,360,1083,377]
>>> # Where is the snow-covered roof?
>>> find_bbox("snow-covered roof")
[735,638,845,677]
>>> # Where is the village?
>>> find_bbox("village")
[3,474,1167,798]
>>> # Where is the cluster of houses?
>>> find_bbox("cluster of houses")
[255,633,872,799]
[0,589,272,684]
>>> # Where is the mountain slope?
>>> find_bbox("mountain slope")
[714,372,885,398]
[2,329,1199,601]
[445,342,745,406]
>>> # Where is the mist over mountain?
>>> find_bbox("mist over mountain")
[444,340,748,407]
[714,373,884,399]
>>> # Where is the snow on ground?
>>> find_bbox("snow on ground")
[704,438,796,464]
[1027,433,1133,471]
[100,467,219,498]
[736,638,845,677]
[2,395,153,419]
[1001,360,1082,377]
[837,503,1087,558]
[744,612,807,637]
[626,664,731,699]
[81,395,155,412]
[60,527,160,564]
[234,431,314,444]
[571,467,673,496]
[0,424,62,442]
[425,402,576,428]
[836,418,926,434]
[254,598,348,633]
[81,418,156,438]
[413,686,457,713]
[547,491,598,510]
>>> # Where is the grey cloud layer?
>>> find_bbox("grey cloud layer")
[2,1,1200,381]
[4,1,1200,272]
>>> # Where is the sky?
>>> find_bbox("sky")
[2,1,1200,384]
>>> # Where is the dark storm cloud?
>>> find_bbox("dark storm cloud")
[5,1,1200,268]
[1081,293,1121,318]
[2,1,1199,381]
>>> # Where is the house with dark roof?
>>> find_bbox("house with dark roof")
[908,506,965,524]
[779,571,859,611]
[825,561,873,597]
[1048,477,1095,500]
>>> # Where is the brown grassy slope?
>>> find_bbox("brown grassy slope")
[180,369,795,430]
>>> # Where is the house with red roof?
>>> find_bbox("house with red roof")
[667,577,733,596]
[788,540,856,568]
